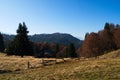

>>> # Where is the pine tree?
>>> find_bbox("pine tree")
[54,44,59,57]
[54,44,59,53]
[65,47,69,57]
[68,43,76,58]
[6,41,15,55]
[116,24,120,28]
[0,33,5,52]
[6,22,33,57]
[85,32,89,39]
[104,22,110,30]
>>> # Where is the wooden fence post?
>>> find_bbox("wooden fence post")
[41,58,44,65]
[27,61,30,69]
[55,58,57,64]
[62,58,65,62]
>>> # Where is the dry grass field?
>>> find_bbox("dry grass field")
[0,50,120,80]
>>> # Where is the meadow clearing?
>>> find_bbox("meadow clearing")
[0,50,120,80]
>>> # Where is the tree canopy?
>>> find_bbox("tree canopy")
[67,43,76,57]
[0,33,5,52]
[6,22,33,57]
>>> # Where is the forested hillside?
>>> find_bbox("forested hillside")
[3,33,83,48]
[78,23,120,57]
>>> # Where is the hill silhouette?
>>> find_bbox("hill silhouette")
[29,33,82,48]
[3,33,82,48]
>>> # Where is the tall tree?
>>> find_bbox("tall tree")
[6,22,33,57]
[54,44,59,53]
[104,22,110,30]
[65,47,69,57]
[0,33,5,52]
[6,41,15,55]
[68,43,76,57]
[109,23,115,30]
[116,24,120,28]
[85,32,89,39]
[54,44,59,57]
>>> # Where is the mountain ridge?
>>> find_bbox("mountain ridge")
[3,33,83,48]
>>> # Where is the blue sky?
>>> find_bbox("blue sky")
[0,0,120,39]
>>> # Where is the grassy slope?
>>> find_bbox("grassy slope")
[99,49,120,59]
[0,51,120,80]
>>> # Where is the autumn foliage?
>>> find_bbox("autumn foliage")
[77,23,120,57]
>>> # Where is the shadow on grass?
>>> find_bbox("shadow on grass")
[0,69,21,74]
[0,70,12,74]
[41,61,65,66]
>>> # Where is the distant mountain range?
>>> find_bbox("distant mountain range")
[3,33,83,48]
